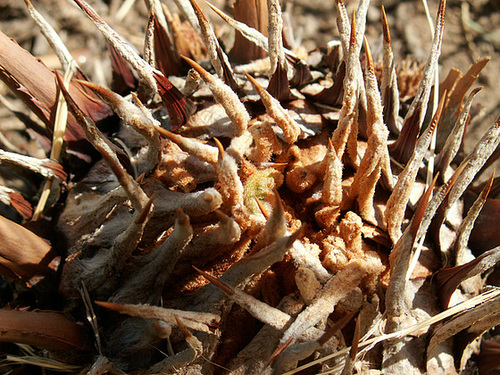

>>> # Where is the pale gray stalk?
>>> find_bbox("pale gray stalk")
[96,301,220,333]
[267,0,286,75]
[73,0,158,95]
[24,0,75,71]
[184,57,249,137]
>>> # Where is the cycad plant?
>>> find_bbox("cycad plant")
[0,0,499,373]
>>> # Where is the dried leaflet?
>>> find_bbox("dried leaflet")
[245,72,300,143]
[277,310,355,373]
[435,116,500,232]
[213,139,247,223]
[382,167,466,374]
[436,87,482,182]
[381,5,400,134]
[253,189,287,251]
[385,94,445,243]
[154,125,218,165]
[279,256,382,347]
[60,196,154,299]
[398,0,446,153]
[72,0,157,95]
[437,246,500,309]
[144,9,156,67]
[184,56,249,137]
[384,174,438,334]
[295,266,321,304]
[322,139,343,208]
[191,229,301,311]
[331,10,360,165]
[346,38,391,223]
[196,267,292,329]
[24,0,74,71]
[95,300,219,333]
[389,0,446,164]
[113,208,193,304]
[207,2,269,53]
[453,172,494,265]
[0,150,66,182]
[78,82,161,173]
[187,0,223,79]
[57,72,150,210]
[267,0,286,76]
[174,210,241,269]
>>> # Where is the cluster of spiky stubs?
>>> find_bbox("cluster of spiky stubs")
[1,0,500,373]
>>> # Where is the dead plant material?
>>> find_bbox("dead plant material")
[0,0,499,373]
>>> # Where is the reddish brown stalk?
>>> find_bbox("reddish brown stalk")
[0,30,111,143]
[0,215,56,280]
[254,196,270,219]
[350,314,361,360]
[0,309,90,351]
[318,310,358,347]
[436,247,500,309]
[193,266,235,296]
[381,6,391,45]
[264,336,295,370]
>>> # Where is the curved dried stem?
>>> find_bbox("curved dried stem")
[245,72,300,143]
[73,0,158,96]
[183,56,249,137]
[56,71,150,211]
[385,92,445,243]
